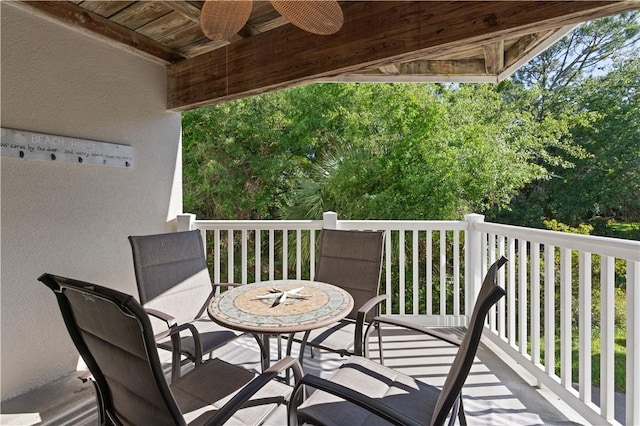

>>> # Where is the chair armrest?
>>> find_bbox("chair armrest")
[145,308,204,381]
[357,294,388,318]
[287,374,421,426]
[145,309,204,358]
[372,315,462,347]
[196,285,243,319]
[205,357,304,426]
[145,308,177,328]
[354,294,388,355]
[212,282,243,288]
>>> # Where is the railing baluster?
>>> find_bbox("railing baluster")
[600,255,615,421]
[498,236,506,339]
[519,239,528,356]
[440,229,446,316]
[560,247,572,389]
[296,229,302,280]
[269,229,274,281]
[508,238,516,347]
[627,260,640,425]
[531,243,541,373]
[578,251,591,403]
[241,229,248,284]
[310,230,316,281]
[255,230,261,282]
[282,229,288,280]
[489,233,497,331]
[453,230,460,316]
[426,230,433,316]
[214,229,221,284]
[544,245,556,378]
[385,230,392,314]
[412,230,419,314]
[481,230,488,281]
[227,229,234,283]
[399,230,406,315]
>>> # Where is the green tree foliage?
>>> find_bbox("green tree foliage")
[183,12,639,230]
[547,58,640,226]
[183,82,576,222]
[488,12,640,229]
[512,12,640,107]
[284,83,571,220]
[182,93,311,219]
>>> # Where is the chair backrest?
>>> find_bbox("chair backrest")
[430,256,508,426]
[314,229,385,321]
[38,273,186,426]
[129,230,213,323]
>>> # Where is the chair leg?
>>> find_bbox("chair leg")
[286,333,295,356]
[363,321,376,358]
[277,333,282,359]
[297,330,311,370]
[376,322,385,365]
[79,373,106,425]
[251,333,267,372]
[170,334,182,382]
[447,393,466,426]
[458,394,467,426]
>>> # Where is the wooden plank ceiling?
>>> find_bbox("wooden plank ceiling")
[14,1,640,111]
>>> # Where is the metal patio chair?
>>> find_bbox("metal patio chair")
[129,230,246,382]
[287,228,386,365]
[38,273,302,426]
[288,256,508,426]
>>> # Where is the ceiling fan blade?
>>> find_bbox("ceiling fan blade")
[270,0,343,35]
[200,0,253,41]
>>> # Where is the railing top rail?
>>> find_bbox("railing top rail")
[337,220,467,231]
[193,219,468,232]
[476,221,640,262]
[193,220,322,231]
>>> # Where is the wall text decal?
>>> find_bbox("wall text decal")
[1,128,133,168]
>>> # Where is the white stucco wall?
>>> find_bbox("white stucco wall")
[1,4,183,399]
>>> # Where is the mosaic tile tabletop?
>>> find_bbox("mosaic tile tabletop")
[208,280,354,334]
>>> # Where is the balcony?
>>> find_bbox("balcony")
[2,213,638,425]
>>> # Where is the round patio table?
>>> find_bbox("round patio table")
[208,279,353,370]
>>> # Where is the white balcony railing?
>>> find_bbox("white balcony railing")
[178,212,640,426]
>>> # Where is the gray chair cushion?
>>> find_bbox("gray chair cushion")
[289,257,508,426]
[315,229,385,321]
[297,356,439,426]
[157,318,239,361]
[39,273,296,426]
[294,321,357,356]
[173,358,291,426]
[129,231,242,370]
[292,229,385,361]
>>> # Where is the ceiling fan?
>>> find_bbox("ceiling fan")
[200,0,344,41]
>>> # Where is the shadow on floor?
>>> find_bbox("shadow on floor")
[1,328,600,425]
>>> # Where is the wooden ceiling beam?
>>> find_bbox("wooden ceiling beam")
[16,1,185,64]
[378,64,400,75]
[400,59,487,76]
[168,1,639,110]
[163,1,202,23]
[483,41,505,74]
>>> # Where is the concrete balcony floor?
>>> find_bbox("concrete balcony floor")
[1,327,587,425]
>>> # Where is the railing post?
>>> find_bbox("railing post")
[465,213,485,317]
[323,211,338,229]
[177,213,205,256]
[177,213,196,231]
[627,260,640,425]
